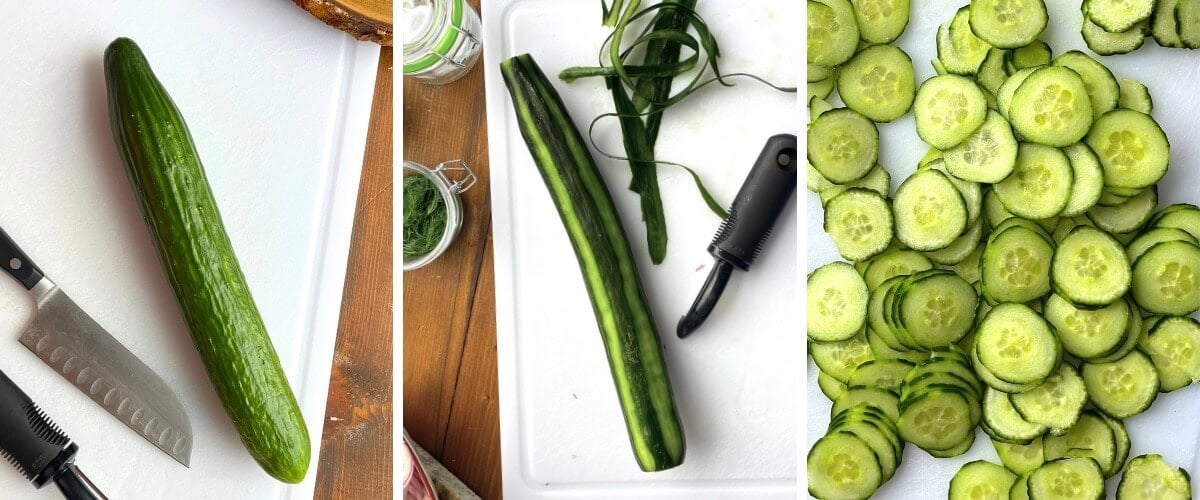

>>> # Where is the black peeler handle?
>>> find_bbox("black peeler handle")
[709,133,798,270]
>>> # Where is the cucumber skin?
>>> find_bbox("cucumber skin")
[104,38,309,483]
[501,54,685,471]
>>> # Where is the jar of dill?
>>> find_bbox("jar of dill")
[403,160,476,270]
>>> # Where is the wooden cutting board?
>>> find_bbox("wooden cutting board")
[294,0,393,46]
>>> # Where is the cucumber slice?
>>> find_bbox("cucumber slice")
[808,0,859,67]
[894,170,970,250]
[819,163,891,205]
[1090,299,1144,364]
[1086,109,1170,190]
[1010,363,1088,432]
[928,217,986,265]
[905,356,986,397]
[1028,457,1106,500]
[812,334,876,383]
[1142,316,1200,382]
[1132,240,1200,315]
[1008,66,1094,147]
[975,303,1061,385]
[852,0,911,44]
[865,250,935,289]
[1117,454,1192,500]
[994,143,1073,219]
[929,160,984,225]
[808,432,883,500]
[1087,185,1158,235]
[837,44,916,122]
[1127,227,1198,263]
[1010,40,1053,71]
[938,7,991,75]
[1082,16,1149,56]
[818,370,848,401]
[1043,412,1117,477]
[1044,293,1130,360]
[849,359,916,393]
[994,437,1046,475]
[984,387,1047,443]
[897,272,979,348]
[1117,78,1153,114]
[867,327,930,364]
[809,64,834,83]
[1082,350,1159,419]
[831,419,901,481]
[1152,0,1185,47]
[969,0,1048,48]
[809,74,837,101]
[1150,203,1200,241]
[833,386,902,421]
[944,110,1018,183]
[981,225,1054,303]
[950,460,1018,500]
[1096,412,1130,478]
[972,343,1040,393]
[978,48,1010,95]
[915,75,989,149]
[808,262,870,342]
[809,108,880,184]
[808,161,835,193]
[1052,226,1131,306]
[984,188,1016,228]
[1060,143,1105,217]
[898,388,976,451]
[927,428,976,458]
[1176,0,1200,48]
[1050,52,1120,122]
[997,67,1039,122]
[825,189,895,261]
[1010,471,1033,500]
[1087,0,1155,33]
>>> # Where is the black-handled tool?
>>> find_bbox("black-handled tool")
[0,225,45,290]
[677,133,798,338]
[0,368,107,500]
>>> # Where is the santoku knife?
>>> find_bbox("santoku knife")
[0,367,106,499]
[0,224,192,466]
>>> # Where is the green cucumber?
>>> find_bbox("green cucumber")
[104,37,309,482]
[500,54,684,471]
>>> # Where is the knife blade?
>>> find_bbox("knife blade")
[0,367,107,499]
[0,224,192,466]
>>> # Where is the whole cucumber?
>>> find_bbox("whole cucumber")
[104,37,310,483]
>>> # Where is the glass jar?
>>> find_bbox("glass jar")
[402,0,483,85]
[403,160,476,271]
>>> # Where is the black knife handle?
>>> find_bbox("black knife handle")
[709,134,798,270]
[54,464,107,500]
[0,225,45,290]
[0,369,77,488]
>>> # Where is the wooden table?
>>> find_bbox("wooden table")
[313,48,394,499]
[402,0,504,497]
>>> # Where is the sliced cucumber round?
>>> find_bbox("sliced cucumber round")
[949,460,1017,500]
[975,303,1060,385]
[944,110,1017,183]
[1085,109,1170,190]
[1060,143,1105,217]
[1117,454,1192,500]
[809,108,880,184]
[1082,350,1159,419]
[1052,226,1131,306]
[807,432,883,500]
[837,44,916,123]
[825,189,895,262]
[994,143,1073,219]
[1052,50,1120,121]
[893,170,969,251]
[1008,66,1094,147]
[852,0,911,44]
[968,0,1048,48]
[915,75,989,149]
[808,262,870,342]
[808,0,859,67]
[1132,241,1200,316]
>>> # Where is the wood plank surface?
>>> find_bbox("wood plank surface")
[314,48,394,499]
[402,0,504,496]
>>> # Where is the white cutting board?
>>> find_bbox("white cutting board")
[0,2,378,499]
[806,1,1200,498]
[482,1,799,498]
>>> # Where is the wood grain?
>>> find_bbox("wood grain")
[293,0,393,46]
[402,0,503,496]
[314,48,393,499]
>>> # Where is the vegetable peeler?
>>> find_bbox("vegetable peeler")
[0,368,106,499]
[677,133,798,338]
